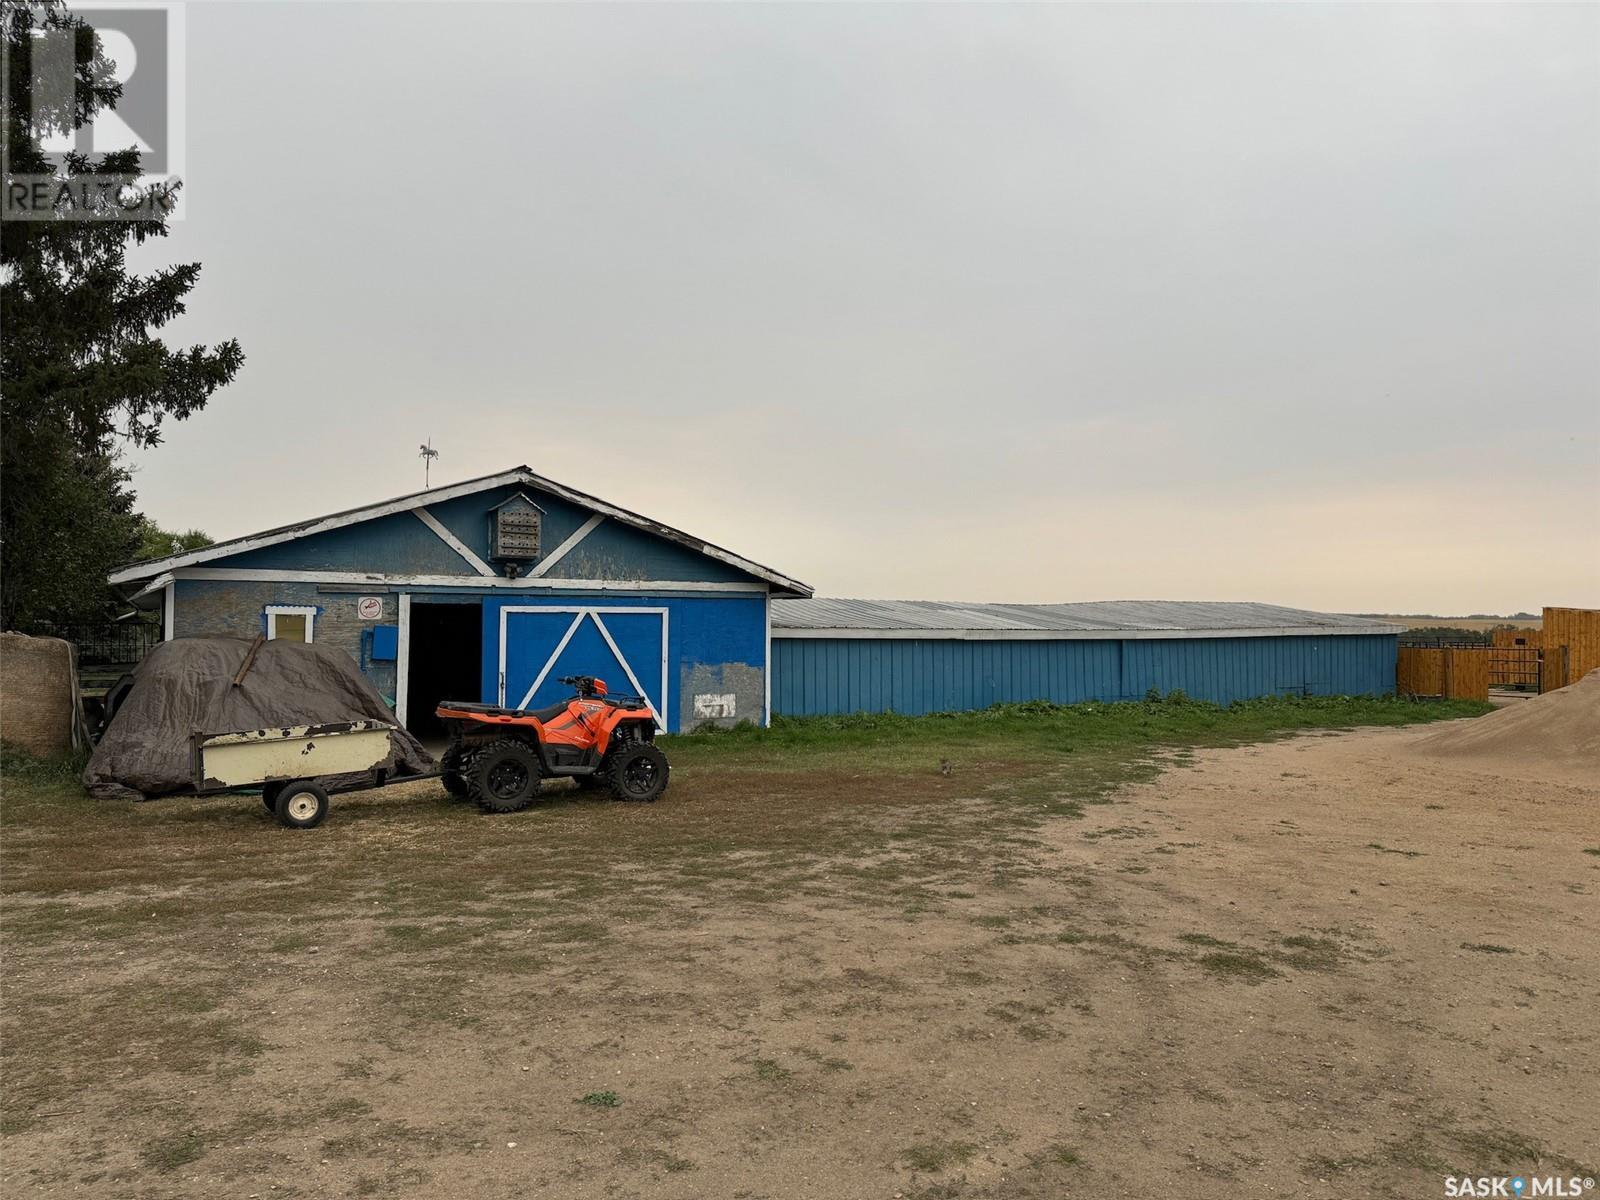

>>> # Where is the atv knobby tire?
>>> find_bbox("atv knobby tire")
[469,739,542,813]
[605,743,669,803]
[440,741,471,799]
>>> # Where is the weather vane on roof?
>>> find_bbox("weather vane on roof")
[419,438,439,487]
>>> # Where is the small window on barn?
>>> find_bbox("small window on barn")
[266,605,317,643]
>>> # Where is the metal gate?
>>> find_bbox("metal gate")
[1488,646,1539,691]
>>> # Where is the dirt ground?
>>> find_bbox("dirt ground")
[3,721,1596,1199]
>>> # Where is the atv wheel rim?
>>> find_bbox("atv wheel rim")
[622,758,657,796]
[286,793,319,821]
[487,760,529,799]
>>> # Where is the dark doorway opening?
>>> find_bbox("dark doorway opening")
[406,601,482,741]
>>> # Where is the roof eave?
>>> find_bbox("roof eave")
[772,624,1406,640]
[107,465,812,596]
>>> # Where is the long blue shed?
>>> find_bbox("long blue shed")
[771,599,1402,716]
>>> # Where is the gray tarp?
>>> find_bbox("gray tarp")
[84,636,432,802]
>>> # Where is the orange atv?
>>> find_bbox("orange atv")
[434,676,668,812]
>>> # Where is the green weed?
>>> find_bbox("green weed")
[140,1130,206,1172]
[903,1141,978,1172]
[1198,952,1282,982]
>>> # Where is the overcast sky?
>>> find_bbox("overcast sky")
[126,1,1598,614]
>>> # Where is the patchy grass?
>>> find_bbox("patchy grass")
[1197,951,1283,982]
[1460,942,1516,955]
[1038,1143,1082,1166]
[1277,935,1345,971]
[752,1058,792,1083]
[667,694,1490,777]
[1178,932,1238,948]
[577,1090,621,1108]
[903,1140,979,1172]
[139,1129,206,1172]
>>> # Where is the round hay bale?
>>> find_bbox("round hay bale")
[0,631,82,757]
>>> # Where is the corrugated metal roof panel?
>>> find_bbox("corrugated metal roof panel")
[772,598,1405,639]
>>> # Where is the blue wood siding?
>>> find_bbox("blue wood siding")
[771,634,1399,716]
[218,511,476,574]
[557,520,754,584]
[206,481,761,586]
[424,484,592,566]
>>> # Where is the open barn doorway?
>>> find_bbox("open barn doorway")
[404,600,482,742]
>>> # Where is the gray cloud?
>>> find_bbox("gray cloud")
[129,1,1598,612]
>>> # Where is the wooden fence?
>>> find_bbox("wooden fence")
[1488,646,1540,690]
[1403,609,1597,697]
[1397,646,1489,701]
[1443,648,1488,701]
[1541,607,1600,691]
[1491,628,1541,650]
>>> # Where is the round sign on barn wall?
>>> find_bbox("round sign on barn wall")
[357,596,383,620]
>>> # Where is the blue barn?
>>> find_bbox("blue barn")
[109,467,813,736]
[770,599,1402,716]
[110,471,1403,732]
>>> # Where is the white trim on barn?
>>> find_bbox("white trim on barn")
[151,567,767,593]
[108,465,812,596]
[413,507,497,577]
[162,580,175,641]
[265,604,318,642]
[525,513,605,578]
[108,469,534,583]
[395,593,412,728]
[497,605,669,731]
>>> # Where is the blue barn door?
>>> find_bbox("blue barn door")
[499,606,668,729]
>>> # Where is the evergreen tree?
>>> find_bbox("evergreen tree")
[1,1,242,626]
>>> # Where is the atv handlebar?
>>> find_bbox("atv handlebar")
[559,674,602,697]
[559,675,648,709]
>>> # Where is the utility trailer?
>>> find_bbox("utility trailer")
[192,720,435,828]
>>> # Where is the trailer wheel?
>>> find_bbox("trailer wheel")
[275,781,330,829]
[262,782,284,812]
[606,743,669,803]
[470,741,541,813]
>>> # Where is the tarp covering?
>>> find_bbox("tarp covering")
[84,636,432,802]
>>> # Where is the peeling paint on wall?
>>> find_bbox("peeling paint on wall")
[693,693,736,720]
[679,662,763,730]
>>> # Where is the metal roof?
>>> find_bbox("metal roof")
[771,598,1405,640]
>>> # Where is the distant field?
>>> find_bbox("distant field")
[1379,616,1542,633]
